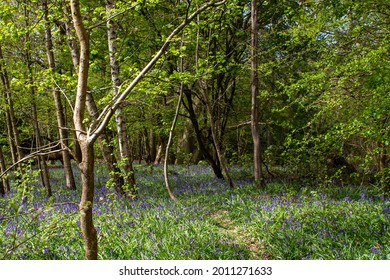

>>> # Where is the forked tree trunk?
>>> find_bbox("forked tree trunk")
[203,87,234,188]
[183,89,224,178]
[251,0,266,188]
[63,7,126,195]
[70,0,97,260]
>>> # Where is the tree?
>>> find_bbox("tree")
[0,44,23,165]
[106,0,136,198]
[0,146,9,196]
[70,0,226,259]
[251,0,266,187]
[43,0,76,190]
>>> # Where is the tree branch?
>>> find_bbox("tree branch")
[88,0,226,143]
[0,143,64,178]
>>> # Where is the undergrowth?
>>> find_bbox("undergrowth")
[0,164,388,260]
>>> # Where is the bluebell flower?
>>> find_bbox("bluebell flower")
[370,246,382,254]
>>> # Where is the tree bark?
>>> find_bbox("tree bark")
[164,33,187,201]
[203,83,234,188]
[183,89,224,178]
[43,0,76,190]
[251,0,266,188]
[3,96,17,165]
[23,2,52,196]
[63,4,126,195]
[70,0,98,260]
[78,140,98,260]
[106,0,136,198]
[63,7,127,195]
[0,146,9,196]
[0,44,23,163]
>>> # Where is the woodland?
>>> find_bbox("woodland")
[0,0,389,260]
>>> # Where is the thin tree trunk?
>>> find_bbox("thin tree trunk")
[70,0,97,260]
[106,0,136,198]
[23,3,52,196]
[164,33,186,201]
[3,101,17,165]
[32,98,52,197]
[0,45,23,163]
[251,0,266,188]
[78,141,97,260]
[43,0,76,190]
[0,146,9,196]
[163,83,181,201]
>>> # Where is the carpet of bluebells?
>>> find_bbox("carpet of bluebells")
[0,164,389,260]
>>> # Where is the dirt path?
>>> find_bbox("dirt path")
[210,210,269,259]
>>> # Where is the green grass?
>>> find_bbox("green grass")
[0,164,388,259]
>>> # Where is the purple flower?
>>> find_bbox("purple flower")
[370,246,382,254]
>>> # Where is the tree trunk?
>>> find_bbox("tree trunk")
[78,141,98,260]
[164,34,186,201]
[0,146,9,196]
[106,0,136,198]
[183,89,224,178]
[64,3,125,195]
[32,101,52,197]
[23,2,52,196]
[251,0,266,188]
[3,102,17,165]
[203,84,234,188]
[70,0,97,260]
[43,0,76,190]
[0,45,23,163]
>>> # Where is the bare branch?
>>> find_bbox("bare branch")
[88,3,139,30]
[53,79,74,113]
[0,143,64,178]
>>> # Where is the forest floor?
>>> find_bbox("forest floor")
[0,164,389,260]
